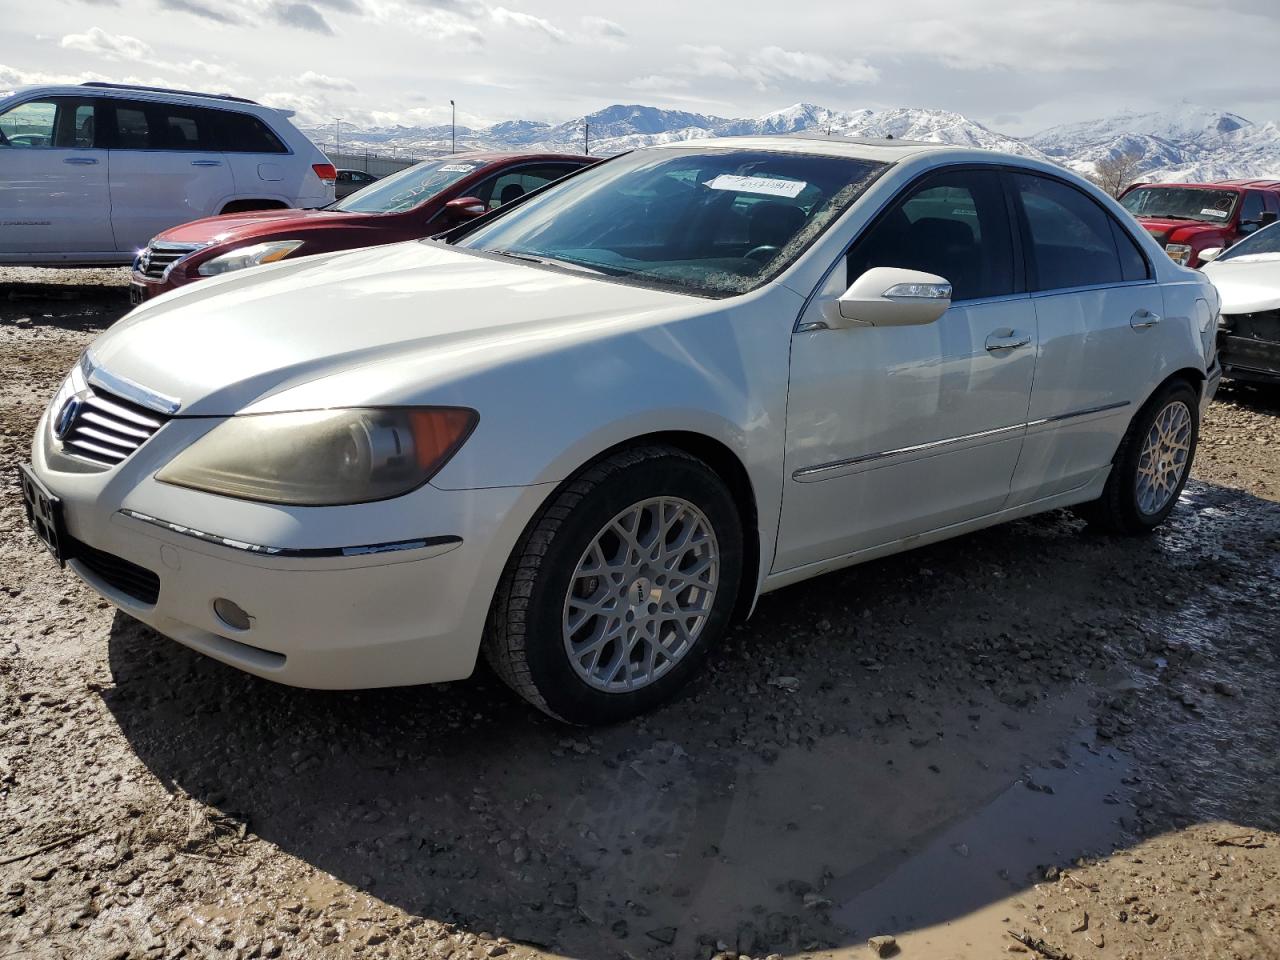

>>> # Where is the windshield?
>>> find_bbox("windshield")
[1216,220,1280,261]
[1121,186,1238,224]
[453,148,885,297]
[331,157,487,213]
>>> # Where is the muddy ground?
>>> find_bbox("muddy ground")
[2,267,1279,960]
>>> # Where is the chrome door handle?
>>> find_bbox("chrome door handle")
[190,159,222,166]
[1130,309,1161,329]
[985,332,1032,352]
[62,157,99,165]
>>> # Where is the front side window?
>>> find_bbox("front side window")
[1015,174,1124,290]
[1120,186,1238,224]
[331,158,488,213]
[1239,191,1266,230]
[0,98,97,149]
[845,169,1015,302]
[455,149,885,298]
[474,164,580,210]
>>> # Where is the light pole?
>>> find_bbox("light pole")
[334,117,343,158]
[583,121,589,156]
[450,100,455,154]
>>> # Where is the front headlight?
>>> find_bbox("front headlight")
[1164,243,1193,265]
[196,240,304,277]
[156,407,478,505]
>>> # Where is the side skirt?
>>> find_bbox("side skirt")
[758,467,1110,596]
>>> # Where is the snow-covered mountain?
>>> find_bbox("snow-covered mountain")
[306,101,1280,183]
[306,102,1045,162]
[1029,104,1280,182]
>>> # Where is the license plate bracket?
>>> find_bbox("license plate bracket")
[17,464,72,566]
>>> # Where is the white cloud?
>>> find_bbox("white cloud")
[297,70,356,91]
[490,6,565,42]
[60,27,153,61]
[626,75,689,92]
[753,46,878,86]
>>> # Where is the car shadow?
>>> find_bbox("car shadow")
[0,275,131,333]
[101,479,1280,957]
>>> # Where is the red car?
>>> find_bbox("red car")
[129,152,596,302]
[1119,179,1280,268]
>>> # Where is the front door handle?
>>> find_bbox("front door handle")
[190,159,223,167]
[62,157,99,165]
[985,331,1032,352]
[1130,309,1161,329]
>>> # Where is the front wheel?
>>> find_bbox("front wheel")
[483,446,743,724]
[1078,380,1200,534]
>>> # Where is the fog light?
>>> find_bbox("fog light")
[213,598,252,631]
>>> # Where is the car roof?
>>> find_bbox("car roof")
[4,83,284,115]
[649,133,956,164]
[1136,180,1280,191]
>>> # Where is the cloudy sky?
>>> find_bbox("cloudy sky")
[3,0,1279,135]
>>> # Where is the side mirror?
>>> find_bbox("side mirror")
[1261,211,1278,227]
[819,267,952,329]
[1198,247,1223,263]
[443,196,487,221]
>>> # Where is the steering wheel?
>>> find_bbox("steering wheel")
[745,245,779,263]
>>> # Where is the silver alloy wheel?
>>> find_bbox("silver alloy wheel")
[562,496,719,693]
[1136,399,1192,515]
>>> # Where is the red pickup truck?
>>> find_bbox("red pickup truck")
[1119,179,1280,268]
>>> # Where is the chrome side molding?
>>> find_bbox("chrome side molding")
[793,400,1132,482]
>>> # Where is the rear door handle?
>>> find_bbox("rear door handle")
[62,157,99,165]
[985,331,1032,352]
[1130,309,1161,329]
[190,159,223,167]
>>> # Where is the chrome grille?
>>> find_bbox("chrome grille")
[138,242,199,280]
[60,386,170,466]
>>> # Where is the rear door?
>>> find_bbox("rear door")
[104,99,234,252]
[0,97,113,256]
[1007,172,1161,506]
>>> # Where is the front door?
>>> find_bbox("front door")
[0,97,113,256]
[775,168,1037,572]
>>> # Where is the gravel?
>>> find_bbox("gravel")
[2,266,1278,959]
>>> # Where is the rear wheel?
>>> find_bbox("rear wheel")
[483,446,743,724]
[1078,380,1199,534]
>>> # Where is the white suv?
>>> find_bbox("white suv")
[0,82,335,266]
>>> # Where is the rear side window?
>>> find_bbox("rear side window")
[846,168,1015,302]
[1110,219,1150,282]
[112,104,151,149]
[1013,174,1124,291]
[214,111,288,153]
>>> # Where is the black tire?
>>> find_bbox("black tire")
[482,445,744,724]
[1077,379,1200,535]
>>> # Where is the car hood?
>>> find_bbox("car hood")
[1203,253,1280,314]
[156,208,380,244]
[89,241,695,416]
[1137,218,1224,238]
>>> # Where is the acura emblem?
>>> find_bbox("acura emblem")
[54,397,82,440]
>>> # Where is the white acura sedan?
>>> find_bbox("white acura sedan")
[21,136,1221,723]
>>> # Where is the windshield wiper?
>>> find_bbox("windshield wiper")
[489,249,609,276]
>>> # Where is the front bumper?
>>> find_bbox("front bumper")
[29,410,548,689]
[1218,309,1280,385]
[129,268,185,303]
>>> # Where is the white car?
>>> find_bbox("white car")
[20,137,1220,723]
[1201,221,1280,386]
[0,82,335,266]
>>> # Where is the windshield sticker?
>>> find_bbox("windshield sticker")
[703,174,806,199]
[440,163,477,173]
[1200,208,1230,218]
